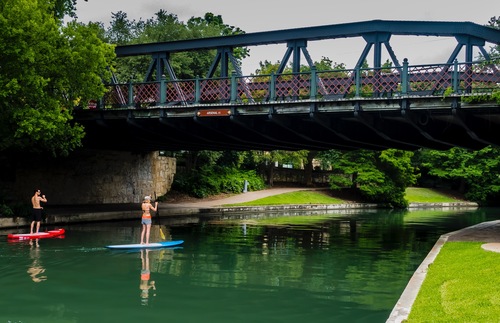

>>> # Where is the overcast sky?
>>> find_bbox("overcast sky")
[75,0,498,75]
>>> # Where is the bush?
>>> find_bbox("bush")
[9,203,32,218]
[0,204,13,217]
[172,166,266,198]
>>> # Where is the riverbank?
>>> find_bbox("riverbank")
[387,220,500,323]
[0,187,478,229]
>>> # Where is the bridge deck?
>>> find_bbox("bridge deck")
[76,94,500,151]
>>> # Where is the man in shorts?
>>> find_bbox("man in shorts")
[31,189,47,234]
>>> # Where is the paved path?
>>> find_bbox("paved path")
[166,187,325,208]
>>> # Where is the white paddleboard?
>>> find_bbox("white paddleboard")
[105,240,184,249]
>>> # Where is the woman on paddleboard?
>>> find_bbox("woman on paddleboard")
[140,196,158,244]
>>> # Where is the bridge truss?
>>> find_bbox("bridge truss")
[75,20,500,152]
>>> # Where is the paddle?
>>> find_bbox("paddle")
[154,192,166,240]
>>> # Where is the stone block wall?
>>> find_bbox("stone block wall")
[11,150,176,205]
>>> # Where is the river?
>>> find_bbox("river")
[1,207,498,323]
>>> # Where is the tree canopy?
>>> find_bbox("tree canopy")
[327,149,418,208]
[104,11,248,82]
[0,0,115,156]
[417,147,500,205]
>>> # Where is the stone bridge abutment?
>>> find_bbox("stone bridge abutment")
[8,150,176,205]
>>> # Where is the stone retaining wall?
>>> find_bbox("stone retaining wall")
[10,150,176,205]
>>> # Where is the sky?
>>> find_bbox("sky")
[75,0,498,75]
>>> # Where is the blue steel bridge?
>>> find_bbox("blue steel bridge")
[74,20,500,152]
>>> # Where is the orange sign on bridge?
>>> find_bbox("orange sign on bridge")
[197,109,232,117]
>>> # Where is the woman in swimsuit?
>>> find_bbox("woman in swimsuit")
[140,196,158,244]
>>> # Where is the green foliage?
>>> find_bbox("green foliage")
[173,166,265,198]
[0,196,32,218]
[484,16,499,60]
[417,146,500,205]
[49,0,78,21]
[0,204,13,217]
[9,202,32,218]
[461,90,500,104]
[0,0,115,156]
[442,86,453,98]
[329,174,352,190]
[243,150,309,168]
[105,11,248,82]
[327,149,418,208]
[316,150,342,170]
[253,56,347,76]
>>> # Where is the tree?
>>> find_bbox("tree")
[328,149,418,208]
[0,0,115,156]
[417,147,500,205]
[486,16,499,60]
[106,11,248,82]
[242,150,309,186]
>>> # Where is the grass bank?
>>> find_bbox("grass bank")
[224,190,344,206]
[406,242,500,322]
[405,187,465,203]
[224,187,464,206]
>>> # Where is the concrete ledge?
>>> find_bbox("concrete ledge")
[0,202,479,231]
[46,211,138,224]
[386,234,449,323]
[210,203,380,214]
[0,217,29,228]
[0,203,381,229]
[408,202,478,208]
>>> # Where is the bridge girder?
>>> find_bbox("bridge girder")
[75,97,500,152]
[114,20,500,82]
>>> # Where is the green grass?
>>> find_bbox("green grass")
[405,187,463,203]
[223,190,344,206]
[224,187,464,207]
[407,242,500,322]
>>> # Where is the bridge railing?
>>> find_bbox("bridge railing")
[98,59,499,109]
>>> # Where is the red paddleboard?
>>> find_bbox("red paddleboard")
[7,228,65,240]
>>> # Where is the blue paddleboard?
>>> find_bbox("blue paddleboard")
[105,240,184,249]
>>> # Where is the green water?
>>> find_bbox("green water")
[1,207,498,323]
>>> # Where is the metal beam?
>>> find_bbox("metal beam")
[115,20,500,57]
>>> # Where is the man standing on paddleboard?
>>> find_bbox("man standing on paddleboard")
[141,196,158,244]
[31,189,47,234]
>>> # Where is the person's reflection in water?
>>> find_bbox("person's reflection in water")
[140,249,156,305]
[27,239,47,283]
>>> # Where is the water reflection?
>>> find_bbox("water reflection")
[27,239,47,283]
[140,249,156,305]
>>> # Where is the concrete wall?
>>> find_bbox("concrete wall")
[11,150,176,205]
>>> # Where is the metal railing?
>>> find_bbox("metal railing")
[98,59,499,109]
